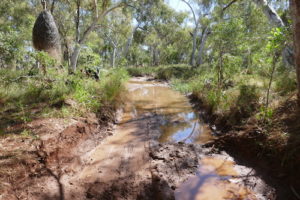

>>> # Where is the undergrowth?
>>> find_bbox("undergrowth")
[126,64,300,190]
[126,64,296,126]
[0,67,128,133]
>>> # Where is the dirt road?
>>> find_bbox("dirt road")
[1,77,275,200]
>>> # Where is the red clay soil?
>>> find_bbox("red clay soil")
[0,114,114,200]
[1,79,298,200]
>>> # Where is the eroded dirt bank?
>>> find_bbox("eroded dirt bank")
[1,77,276,200]
[189,93,300,200]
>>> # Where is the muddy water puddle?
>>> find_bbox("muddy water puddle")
[123,78,268,200]
[175,157,257,200]
[122,78,213,144]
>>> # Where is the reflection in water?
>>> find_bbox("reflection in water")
[122,79,214,144]
[123,78,258,200]
[175,157,256,200]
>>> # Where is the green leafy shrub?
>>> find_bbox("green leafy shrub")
[235,84,260,115]
[155,65,193,80]
[100,68,129,104]
[256,106,274,123]
[34,51,58,68]
[127,67,155,77]
[0,31,24,65]
[78,47,101,71]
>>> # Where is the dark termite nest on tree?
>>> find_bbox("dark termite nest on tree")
[32,11,61,59]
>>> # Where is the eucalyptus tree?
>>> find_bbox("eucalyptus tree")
[181,0,214,67]
[122,0,160,59]
[47,0,133,73]
[0,0,38,68]
[99,9,131,67]
[143,1,189,65]
[223,0,293,66]
[223,0,284,27]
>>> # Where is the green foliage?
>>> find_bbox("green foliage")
[34,51,58,68]
[155,65,192,80]
[267,27,287,52]
[275,73,297,95]
[0,31,23,65]
[236,85,260,114]
[256,106,274,123]
[206,89,222,111]
[127,64,194,80]
[100,68,129,104]
[20,129,39,139]
[78,47,101,70]
[126,66,156,77]
[0,67,128,124]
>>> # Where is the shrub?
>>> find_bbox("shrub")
[78,47,101,71]
[235,84,260,116]
[100,68,129,104]
[127,67,155,77]
[275,73,297,95]
[0,67,128,122]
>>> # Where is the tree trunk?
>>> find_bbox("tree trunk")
[291,0,300,106]
[190,28,198,67]
[67,3,124,74]
[111,47,116,68]
[253,0,284,27]
[123,23,140,58]
[63,44,71,67]
[153,46,159,66]
[253,0,295,66]
[266,54,279,108]
[196,27,210,67]
[181,0,198,68]
[69,44,81,73]
[218,50,224,88]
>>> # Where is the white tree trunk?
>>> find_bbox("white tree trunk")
[152,46,159,66]
[190,28,198,67]
[253,0,284,27]
[196,27,210,66]
[181,0,199,67]
[70,44,81,73]
[253,0,295,66]
[123,23,140,57]
[68,3,124,74]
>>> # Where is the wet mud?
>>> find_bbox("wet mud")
[117,77,274,200]
[0,77,276,200]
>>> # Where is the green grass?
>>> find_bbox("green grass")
[0,67,129,132]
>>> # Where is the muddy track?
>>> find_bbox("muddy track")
[1,77,276,200]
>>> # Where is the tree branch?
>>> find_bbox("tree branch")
[78,2,124,45]
[223,0,239,11]
[75,0,81,42]
[181,0,197,26]
[100,2,124,18]
[94,0,98,19]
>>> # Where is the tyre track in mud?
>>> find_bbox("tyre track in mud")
[3,77,275,200]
